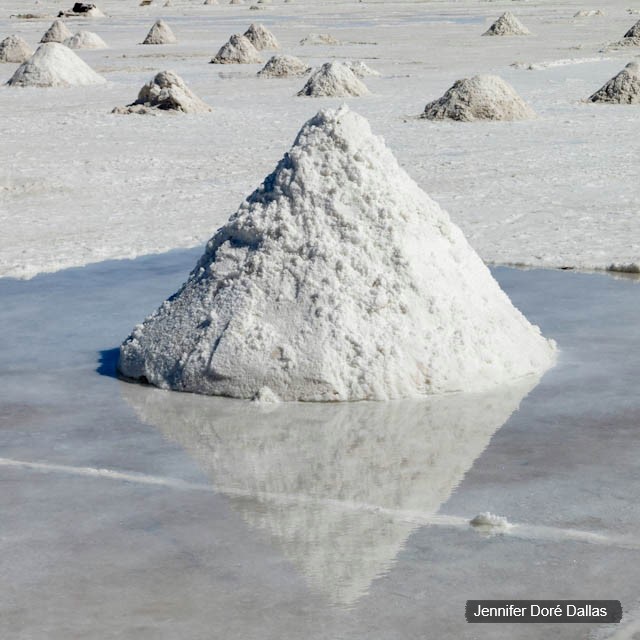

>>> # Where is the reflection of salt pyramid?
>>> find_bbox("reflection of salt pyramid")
[41,19,72,44]
[118,106,555,400]
[589,62,640,103]
[243,23,279,50]
[483,12,530,36]
[297,61,369,96]
[122,376,539,606]
[63,30,107,49]
[422,75,535,121]
[0,35,33,63]
[210,33,262,63]
[7,42,105,87]
[142,19,176,45]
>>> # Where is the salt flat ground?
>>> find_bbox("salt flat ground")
[0,0,638,278]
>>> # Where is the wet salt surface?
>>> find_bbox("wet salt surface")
[0,250,639,639]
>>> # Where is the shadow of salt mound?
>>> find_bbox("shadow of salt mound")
[96,347,120,378]
[121,375,540,607]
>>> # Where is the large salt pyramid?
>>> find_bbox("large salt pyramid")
[41,19,72,44]
[141,19,176,45]
[243,23,279,50]
[210,34,262,64]
[117,106,555,401]
[0,35,33,63]
[483,12,531,36]
[589,61,640,103]
[64,30,107,49]
[422,75,535,121]
[297,62,369,97]
[7,42,106,87]
[113,70,212,114]
[258,54,310,78]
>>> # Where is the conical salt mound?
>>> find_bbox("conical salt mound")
[257,54,310,78]
[589,61,640,103]
[113,70,212,114]
[483,12,531,36]
[7,42,106,87]
[297,62,369,97]
[117,106,556,401]
[141,19,176,45]
[63,30,107,49]
[243,23,279,50]
[41,19,72,44]
[624,19,640,38]
[210,34,262,64]
[0,35,33,63]
[422,75,535,121]
[347,60,380,78]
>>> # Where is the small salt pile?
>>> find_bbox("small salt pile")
[483,12,530,36]
[422,75,535,122]
[574,9,605,17]
[141,19,176,45]
[58,3,105,17]
[112,70,212,114]
[300,33,339,45]
[210,34,262,64]
[7,42,105,87]
[0,35,33,63]
[64,30,107,49]
[297,62,369,97]
[257,54,310,78]
[41,19,72,43]
[470,513,512,531]
[243,23,279,50]
[347,60,380,78]
[117,105,556,401]
[229,0,243,4]
[203,0,218,4]
[589,61,640,103]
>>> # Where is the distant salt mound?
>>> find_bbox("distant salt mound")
[244,23,278,50]
[7,42,105,87]
[41,19,72,43]
[64,30,107,49]
[422,75,535,122]
[142,19,176,44]
[211,34,262,64]
[0,35,33,63]
[300,33,339,46]
[589,61,640,103]
[117,105,556,401]
[203,0,218,4]
[470,513,512,531]
[58,3,105,17]
[229,0,243,4]
[348,60,380,78]
[113,70,211,114]
[258,54,310,78]
[574,9,605,17]
[297,62,369,97]
[483,12,530,36]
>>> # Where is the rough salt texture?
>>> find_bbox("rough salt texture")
[348,60,380,78]
[41,19,72,43]
[297,62,369,97]
[589,61,640,103]
[574,9,605,17]
[470,513,512,530]
[0,35,33,63]
[257,54,310,78]
[63,30,107,49]
[483,12,531,36]
[211,34,262,64]
[300,33,339,45]
[244,23,279,50]
[142,19,176,45]
[422,74,535,122]
[7,42,105,87]
[117,106,556,401]
[112,70,212,114]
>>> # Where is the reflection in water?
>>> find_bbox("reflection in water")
[122,377,540,606]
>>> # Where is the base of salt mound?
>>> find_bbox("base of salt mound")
[257,54,309,78]
[41,19,72,43]
[112,70,211,114]
[64,30,107,49]
[589,61,640,103]
[7,42,105,87]
[0,35,33,63]
[297,62,369,97]
[244,23,279,50]
[483,11,530,36]
[422,74,535,122]
[211,33,262,64]
[142,19,176,45]
[117,105,556,402]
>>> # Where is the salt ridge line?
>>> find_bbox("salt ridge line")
[2,456,637,550]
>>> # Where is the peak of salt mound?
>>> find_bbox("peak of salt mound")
[142,19,176,45]
[589,61,640,103]
[41,19,72,43]
[117,105,556,401]
[7,42,105,87]
[243,23,279,50]
[624,19,640,38]
[257,54,310,78]
[483,12,530,36]
[297,61,369,97]
[210,33,262,64]
[422,74,535,122]
[64,30,107,49]
[113,70,212,114]
[0,35,33,63]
